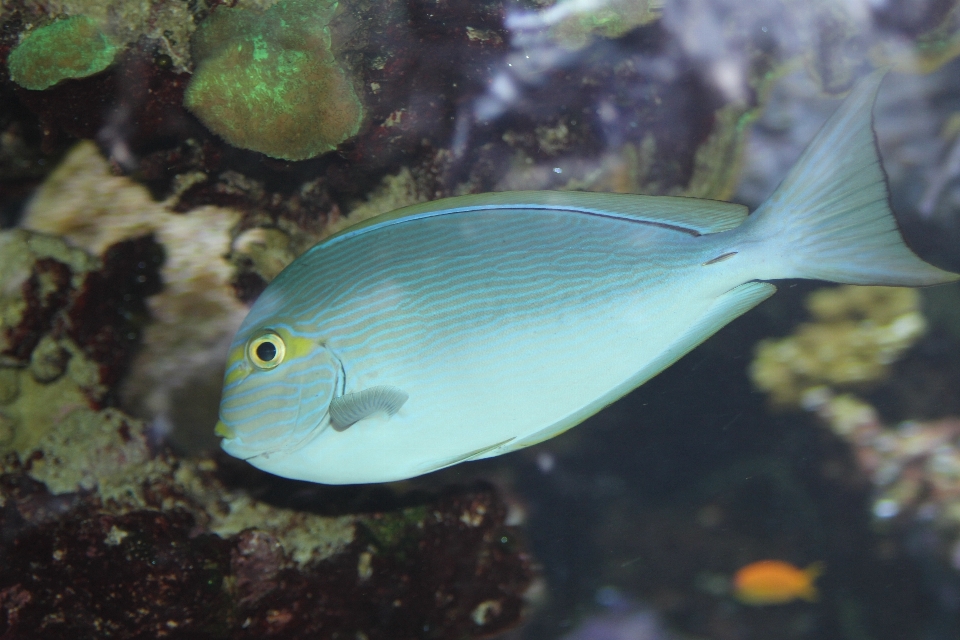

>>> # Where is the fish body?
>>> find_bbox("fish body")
[216,71,958,484]
[733,560,823,605]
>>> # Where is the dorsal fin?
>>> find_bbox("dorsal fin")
[330,191,748,243]
[329,386,408,432]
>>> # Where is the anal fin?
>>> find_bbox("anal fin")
[417,437,516,475]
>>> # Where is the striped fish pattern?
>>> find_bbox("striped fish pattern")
[217,71,958,484]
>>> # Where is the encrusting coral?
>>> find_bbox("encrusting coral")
[1,431,533,638]
[748,277,960,587]
[8,0,206,75]
[0,228,161,454]
[21,141,249,447]
[6,15,120,90]
[508,0,662,51]
[183,0,364,160]
[804,390,960,574]
[0,410,533,638]
[750,286,927,407]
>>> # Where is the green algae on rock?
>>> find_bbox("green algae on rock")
[0,393,532,638]
[184,0,364,161]
[538,0,662,50]
[0,229,99,454]
[7,16,120,90]
[21,142,247,452]
[0,226,163,455]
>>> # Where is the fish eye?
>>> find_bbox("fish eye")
[248,331,285,369]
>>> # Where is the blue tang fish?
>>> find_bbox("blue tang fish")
[216,71,957,484]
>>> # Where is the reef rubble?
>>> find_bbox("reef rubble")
[1,455,533,639]
[0,415,533,639]
[750,286,928,407]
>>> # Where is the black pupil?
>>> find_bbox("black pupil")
[256,341,277,362]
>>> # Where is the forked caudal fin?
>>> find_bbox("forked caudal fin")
[743,70,959,287]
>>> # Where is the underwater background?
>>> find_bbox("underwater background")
[2,0,960,638]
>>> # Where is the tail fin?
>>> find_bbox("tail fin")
[800,562,825,602]
[744,70,958,286]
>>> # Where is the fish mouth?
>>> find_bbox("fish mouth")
[218,342,344,462]
[218,428,263,460]
[214,420,235,439]
[215,416,275,460]
[218,413,331,462]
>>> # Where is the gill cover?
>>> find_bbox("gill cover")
[218,325,341,459]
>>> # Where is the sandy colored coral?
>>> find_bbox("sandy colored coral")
[329,166,431,235]
[12,401,357,566]
[230,228,295,281]
[0,229,106,454]
[21,142,248,445]
[512,0,663,51]
[211,495,355,564]
[25,407,152,494]
[806,390,960,564]
[750,286,927,407]
[1,345,103,455]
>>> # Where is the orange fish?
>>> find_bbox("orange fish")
[732,560,824,605]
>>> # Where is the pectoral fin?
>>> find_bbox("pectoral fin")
[329,385,408,431]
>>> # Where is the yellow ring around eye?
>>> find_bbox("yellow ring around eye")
[248,331,286,369]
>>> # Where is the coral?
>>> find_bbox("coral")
[7,15,120,90]
[501,97,757,202]
[9,0,207,75]
[0,228,161,455]
[210,493,356,565]
[0,430,533,638]
[222,485,531,639]
[508,0,662,51]
[329,166,432,234]
[21,142,247,449]
[21,407,153,495]
[229,227,300,284]
[1,348,100,455]
[750,286,927,407]
[64,234,165,389]
[0,229,94,361]
[805,390,960,573]
[2,148,534,636]
[183,0,364,160]
[910,6,960,72]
